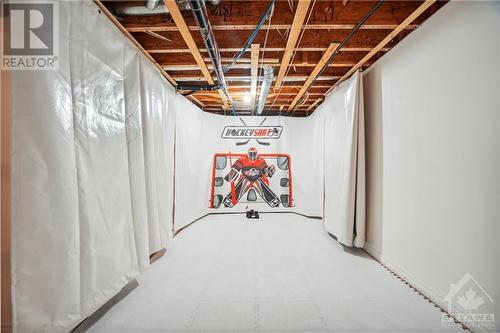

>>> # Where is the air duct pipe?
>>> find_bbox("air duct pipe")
[256,66,273,115]
[145,0,161,10]
[188,0,231,102]
[114,6,168,16]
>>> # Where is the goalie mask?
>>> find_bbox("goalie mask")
[248,147,258,161]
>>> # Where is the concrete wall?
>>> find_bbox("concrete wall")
[363,2,500,331]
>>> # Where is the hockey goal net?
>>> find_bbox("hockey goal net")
[209,153,293,209]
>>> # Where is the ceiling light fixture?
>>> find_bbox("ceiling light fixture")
[243,93,252,104]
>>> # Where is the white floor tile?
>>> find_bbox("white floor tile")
[87,214,464,333]
[189,301,256,332]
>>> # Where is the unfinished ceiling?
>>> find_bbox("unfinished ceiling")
[99,0,445,116]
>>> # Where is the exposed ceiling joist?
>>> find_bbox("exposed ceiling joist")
[288,42,340,111]
[100,0,445,115]
[274,0,312,90]
[250,44,260,112]
[172,75,340,82]
[93,0,176,86]
[188,95,205,108]
[162,61,363,71]
[126,23,418,33]
[307,98,323,112]
[144,30,173,43]
[326,0,437,95]
[147,47,390,54]
[162,0,230,110]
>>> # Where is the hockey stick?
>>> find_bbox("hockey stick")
[235,118,270,146]
[235,117,249,145]
[256,140,270,146]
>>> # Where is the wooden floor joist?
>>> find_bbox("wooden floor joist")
[93,0,176,86]
[250,44,260,111]
[162,0,230,110]
[326,0,436,95]
[188,95,206,108]
[306,98,323,112]
[147,47,390,54]
[162,61,366,71]
[144,30,173,43]
[99,0,443,114]
[288,43,339,111]
[274,0,312,90]
[126,23,418,33]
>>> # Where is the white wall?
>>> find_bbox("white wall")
[363,2,500,331]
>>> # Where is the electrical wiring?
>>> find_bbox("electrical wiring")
[254,2,274,116]
[222,0,276,73]
[270,0,317,116]
[296,91,309,109]
[313,0,385,84]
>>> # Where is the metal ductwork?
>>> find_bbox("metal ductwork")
[114,5,168,16]
[145,0,161,10]
[188,0,231,103]
[113,0,193,16]
[256,66,273,115]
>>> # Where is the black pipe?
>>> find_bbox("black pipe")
[315,0,384,83]
[188,0,229,98]
[222,0,276,73]
[176,84,221,92]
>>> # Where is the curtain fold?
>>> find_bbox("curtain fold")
[11,2,176,332]
[322,71,366,247]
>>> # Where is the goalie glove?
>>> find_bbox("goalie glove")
[264,165,276,178]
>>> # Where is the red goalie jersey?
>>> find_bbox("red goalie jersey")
[223,147,280,208]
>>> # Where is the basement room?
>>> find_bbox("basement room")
[1,0,499,332]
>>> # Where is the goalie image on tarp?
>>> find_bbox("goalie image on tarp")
[210,148,293,209]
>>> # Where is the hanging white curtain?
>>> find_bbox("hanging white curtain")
[10,1,176,332]
[322,71,366,247]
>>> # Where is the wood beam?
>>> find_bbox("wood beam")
[274,0,312,89]
[306,98,323,112]
[144,30,173,43]
[93,0,176,86]
[171,74,340,82]
[250,44,260,112]
[120,1,432,31]
[148,47,389,54]
[126,23,418,33]
[288,43,339,111]
[326,0,436,95]
[162,0,229,109]
[162,61,365,71]
[188,95,206,108]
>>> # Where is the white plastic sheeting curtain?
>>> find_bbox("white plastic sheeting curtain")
[321,71,366,247]
[11,1,175,332]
